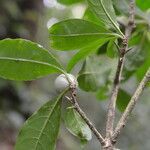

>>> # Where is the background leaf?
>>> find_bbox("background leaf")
[77,55,117,92]
[124,31,150,81]
[116,89,131,112]
[136,0,150,11]
[135,35,150,80]
[106,39,118,58]
[57,0,83,5]
[123,46,145,80]
[64,108,92,141]
[15,91,66,150]
[96,85,110,100]
[113,0,149,23]
[0,39,65,81]
[112,0,129,15]
[49,19,120,51]
[136,59,150,81]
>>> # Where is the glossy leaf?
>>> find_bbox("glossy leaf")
[83,8,103,26]
[0,39,65,81]
[64,108,92,141]
[67,39,110,72]
[15,90,66,150]
[49,19,121,51]
[57,0,83,5]
[77,55,117,92]
[116,89,131,112]
[87,0,123,36]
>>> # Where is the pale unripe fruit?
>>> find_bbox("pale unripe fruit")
[54,74,78,92]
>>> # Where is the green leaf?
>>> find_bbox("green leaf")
[77,55,117,92]
[136,0,150,11]
[136,60,150,81]
[83,8,104,26]
[49,19,121,51]
[106,39,117,58]
[121,31,148,81]
[15,90,67,150]
[136,33,150,80]
[57,0,83,5]
[116,89,131,112]
[125,31,150,81]
[87,0,124,36]
[64,108,92,141]
[67,39,110,72]
[96,41,108,55]
[96,85,109,100]
[123,46,145,80]
[0,39,65,81]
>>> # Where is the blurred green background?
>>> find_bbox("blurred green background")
[0,0,150,150]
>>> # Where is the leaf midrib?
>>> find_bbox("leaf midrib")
[34,94,63,150]
[87,0,124,37]
[73,110,86,139]
[50,33,121,37]
[99,0,120,32]
[0,57,64,73]
[0,39,63,69]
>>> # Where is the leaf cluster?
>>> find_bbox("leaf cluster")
[0,0,149,149]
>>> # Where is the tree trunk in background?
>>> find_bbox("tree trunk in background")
[0,0,43,40]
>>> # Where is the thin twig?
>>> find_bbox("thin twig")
[112,68,150,140]
[125,0,136,38]
[125,47,133,54]
[105,0,136,140]
[66,87,105,146]
[105,50,126,138]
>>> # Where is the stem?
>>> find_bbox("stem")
[66,87,105,146]
[112,68,150,140]
[105,49,126,138]
[105,0,135,140]
[125,0,136,38]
